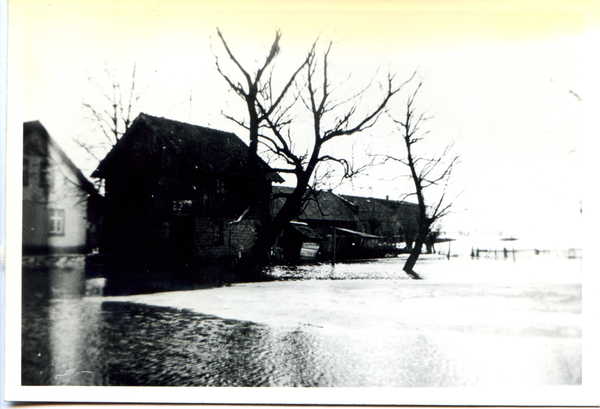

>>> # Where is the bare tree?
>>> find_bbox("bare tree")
[214,29,307,159]
[214,30,407,267]
[75,61,146,164]
[387,80,459,279]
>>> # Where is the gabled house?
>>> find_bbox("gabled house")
[92,113,283,277]
[22,121,99,257]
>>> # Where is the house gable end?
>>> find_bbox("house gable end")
[24,121,97,196]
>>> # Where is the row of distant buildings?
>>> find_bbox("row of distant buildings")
[23,114,422,275]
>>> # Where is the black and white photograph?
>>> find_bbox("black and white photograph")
[4,0,598,405]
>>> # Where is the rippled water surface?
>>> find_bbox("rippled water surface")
[22,254,582,387]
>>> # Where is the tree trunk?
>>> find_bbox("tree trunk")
[247,95,259,158]
[231,177,309,280]
[402,227,428,279]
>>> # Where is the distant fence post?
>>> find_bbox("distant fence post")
[332,227,336,266]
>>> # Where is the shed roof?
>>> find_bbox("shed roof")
[335,227,382,239]
[289,221,324,241]
[92,113,283,182]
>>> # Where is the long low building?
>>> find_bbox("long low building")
[271,187,420,263]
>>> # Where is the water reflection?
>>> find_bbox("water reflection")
[22,266,341,386]
[30,300,340,387]
[22,266,105,385]
[97,302,359,386]
[22,256,582,387]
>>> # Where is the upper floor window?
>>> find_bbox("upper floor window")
[39,159,52,189]
[49,209,65,236]
[216,179,226,196]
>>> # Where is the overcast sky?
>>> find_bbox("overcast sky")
[11,0,597,248]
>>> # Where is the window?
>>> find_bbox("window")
[214,222,224,245]
[39,159,51,189]
[216,179,226,195]
[23,158,29,187]
[215,180,227,210]
[49,209,65,235]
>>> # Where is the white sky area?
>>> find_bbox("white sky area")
[13,1,595,250]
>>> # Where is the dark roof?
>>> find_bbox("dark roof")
[289,221,324,241]
[341,194,419,213]
[342,194,419,233]
[23,121,97,196]
[272,186,358,222]
[92,113,283,182]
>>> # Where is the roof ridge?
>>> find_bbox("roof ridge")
[139,112,241,138]
[92,113,284,183]
[341,193,418,207]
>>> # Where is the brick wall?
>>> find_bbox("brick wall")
[193,217,259,263]
[228,220,258,259]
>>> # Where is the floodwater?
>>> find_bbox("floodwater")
[21,253,582,387]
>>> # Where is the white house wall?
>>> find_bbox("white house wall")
[23,129,89,254]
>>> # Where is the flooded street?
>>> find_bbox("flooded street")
[22,254,582,387]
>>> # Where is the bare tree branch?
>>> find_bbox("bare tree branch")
[215,30,407,269]
[77,60,147,173]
